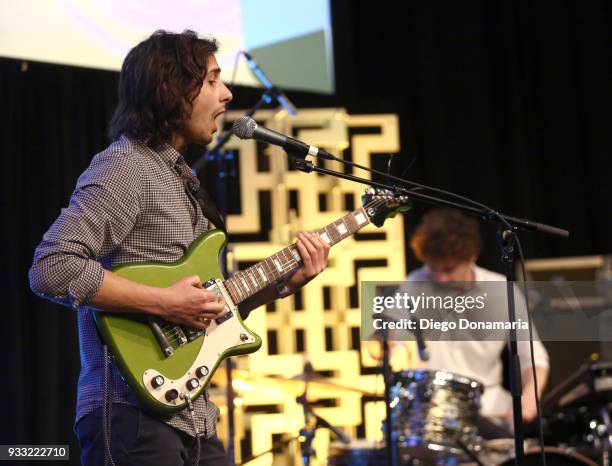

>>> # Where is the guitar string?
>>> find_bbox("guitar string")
[231,199,384,288]
[195,198,385,309]
[227,200,383,297]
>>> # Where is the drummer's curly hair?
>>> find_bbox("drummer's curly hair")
[109,30,218,149]
[410,208,482,263]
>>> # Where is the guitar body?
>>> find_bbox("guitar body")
[93,229,262,416]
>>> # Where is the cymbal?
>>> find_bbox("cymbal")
[263,372,380,396]
[210,366,381,397]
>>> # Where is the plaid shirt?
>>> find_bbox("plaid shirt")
[29,135,219,438]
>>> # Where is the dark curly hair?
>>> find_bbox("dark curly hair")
[410,208,482,263]
[109,30,218,149]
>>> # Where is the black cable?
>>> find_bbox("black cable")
[515,237,548,466]
[186,395,201,466]
[102,345,116,466]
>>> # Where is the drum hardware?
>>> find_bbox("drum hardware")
[456,438,485,466]
[494,446,599,465]
[235,435,301,466]
[585,405,612,461]
[543,356,612,463]
[212,361,354,466]
[543,358,612,411]
[544,404,612,464]
[223,363,610,465]
[220,361,612,465]
[295,362,351,466]
[226,361,356,466]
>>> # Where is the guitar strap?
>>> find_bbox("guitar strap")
[193,185,227,234]
[173,155,227,233]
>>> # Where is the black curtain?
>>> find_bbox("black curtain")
[1,1,611,463]
[335,0,611,271]
[0,60,119,461]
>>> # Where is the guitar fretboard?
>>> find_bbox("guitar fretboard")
[224,206,372,304]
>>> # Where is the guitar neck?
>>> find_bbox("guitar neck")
[224,206,373,304]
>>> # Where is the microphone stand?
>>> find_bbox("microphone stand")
[296,362,351,465]
[297,383,350,465]
[242,51,297,116]
[499,229,525,465]
[283,152,568,466]
[382,339,399,466]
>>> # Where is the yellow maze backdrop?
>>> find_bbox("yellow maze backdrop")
[209,109,416,466]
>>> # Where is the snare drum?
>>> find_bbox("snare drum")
[390,370,484,463]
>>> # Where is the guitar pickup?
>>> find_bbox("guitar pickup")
[174,326,188,345]
[184,327,204,342]
[215,310,233,325]
[202,278,237,327]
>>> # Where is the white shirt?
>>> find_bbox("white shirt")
[406,264,549,417]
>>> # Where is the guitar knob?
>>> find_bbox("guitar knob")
[196,366,209,378]
[151,375,165,389]
[186,378,200,391]
[165,389,179,402]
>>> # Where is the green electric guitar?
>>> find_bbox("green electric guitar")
[93,188,409,416]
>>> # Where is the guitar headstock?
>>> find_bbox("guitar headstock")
[361,188,411,227]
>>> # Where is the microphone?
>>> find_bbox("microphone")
[410,316,430,362]
[242,51,297,116]
[231,116,333,160]
[371,312,430,362]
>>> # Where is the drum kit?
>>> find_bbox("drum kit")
[325,368,604,466]
[214,360,610,465]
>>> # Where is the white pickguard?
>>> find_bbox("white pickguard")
[142,279,256,407]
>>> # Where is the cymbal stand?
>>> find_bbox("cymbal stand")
[296,364,350,466]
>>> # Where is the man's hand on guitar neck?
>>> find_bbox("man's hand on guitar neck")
[239,231,330,316]
[283,231,330,295]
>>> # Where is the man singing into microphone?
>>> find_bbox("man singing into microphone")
[29,30,329,466]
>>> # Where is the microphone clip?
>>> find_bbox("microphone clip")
[292,158,314,173]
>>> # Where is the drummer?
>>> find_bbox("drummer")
[370,208,549,431]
